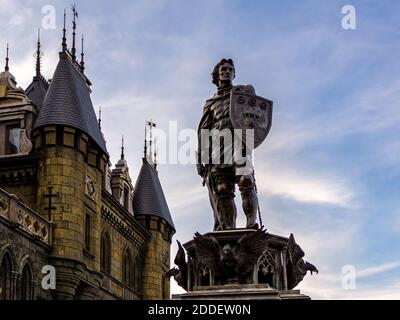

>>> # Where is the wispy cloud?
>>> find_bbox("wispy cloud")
[257,169,355,208]
[357,261,400,278]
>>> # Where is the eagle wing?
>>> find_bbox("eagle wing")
[193,232,221,271]
[237,228,268,274]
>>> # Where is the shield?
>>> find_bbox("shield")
[230,91,273,149]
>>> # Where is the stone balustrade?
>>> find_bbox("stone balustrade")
[0,187,51,245]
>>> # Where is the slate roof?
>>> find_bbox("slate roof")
[133,158,175,230]
[25,75,49,110]
[33,52,107,153]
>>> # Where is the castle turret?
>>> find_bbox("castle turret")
[133,140,175,299]
[31,28,109,298]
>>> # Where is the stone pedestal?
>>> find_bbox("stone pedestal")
[173,284,310,300]
[171,228,316,300]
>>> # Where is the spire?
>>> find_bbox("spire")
[35,29,41,77]
[5,43,9,72]
[121,135,125,160]
[98,107,101,128]
[62,9,67,52]
[80,34,85,72]
[144,124,147,158]
[71,4,78,61]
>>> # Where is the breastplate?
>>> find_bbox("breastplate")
[211,96,232,131]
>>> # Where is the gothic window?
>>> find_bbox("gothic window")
[0,252,12,300]
[257,251,276,287]
[100,231,111,274]
[20,264,33,300]
[84,213,91,252]
[122,249,133,288]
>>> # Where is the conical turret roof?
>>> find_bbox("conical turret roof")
[133,158,175,230]
[33,51,107,153]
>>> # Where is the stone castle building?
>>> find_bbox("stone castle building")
[0,15,175,300]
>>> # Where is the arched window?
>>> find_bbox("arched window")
[133,255,140,291]
[122,249,133,288]
[20,264,33,300]
[123,186,130,210]
[256,251,276,287]
[0,252,12,300]
[197,263,210,286]
[100,231,111,274]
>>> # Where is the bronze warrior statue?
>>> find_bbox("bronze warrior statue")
[197,58,273,231]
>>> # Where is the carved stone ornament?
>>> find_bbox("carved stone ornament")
[19,129,33,154]
[0,197,8,216]
[85,175,97,200]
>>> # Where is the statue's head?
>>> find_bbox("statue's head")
[222,244,232,256]
[212,58,235,87]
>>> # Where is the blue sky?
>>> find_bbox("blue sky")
[1,0,400,299]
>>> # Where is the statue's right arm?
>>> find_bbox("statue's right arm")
[197,106,213,178]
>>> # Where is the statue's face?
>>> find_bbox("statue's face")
[218,62,234,84]
[223,244,232,255]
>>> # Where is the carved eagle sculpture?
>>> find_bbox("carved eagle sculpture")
[163,240,188,290]
[193,228,268,284]
[287,233,318,289]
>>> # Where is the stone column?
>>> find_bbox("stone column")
[51,277,80,300]
[10,271,18,300]
[281,251,288,291]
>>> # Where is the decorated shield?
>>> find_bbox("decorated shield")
[230,91,273,149]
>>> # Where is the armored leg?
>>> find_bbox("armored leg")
[213,176,237,231]
[238,174,259,229]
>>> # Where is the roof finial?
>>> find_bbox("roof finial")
[71,4,78,61]
[98,107,101,128]
[145,120,156,163]
[62,9,67,52]
[5,43,9,72]
[121,135,125,160]
[154,138,157,170]
[80,34,85,72]
[35,28,42,77]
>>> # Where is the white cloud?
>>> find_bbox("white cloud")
[256,168,355,208]
[167,185,204,212]
[357,261,400,278]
